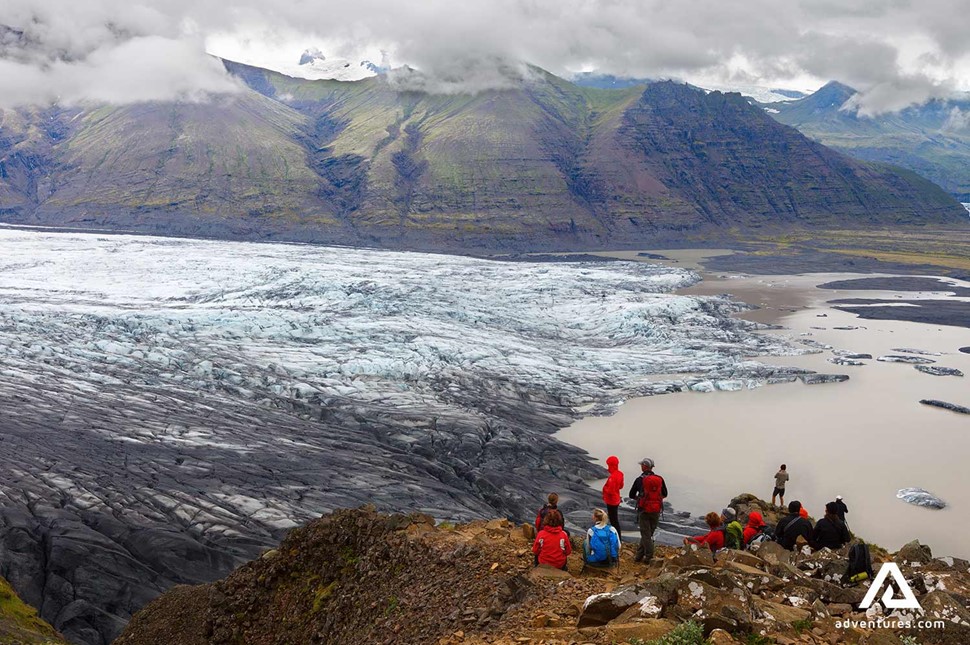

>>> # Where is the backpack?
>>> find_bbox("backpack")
[723,521,744,550]
[638,474,664,514]
[747,525,775,548]
[843,543,874,584]
[588,525,618,563]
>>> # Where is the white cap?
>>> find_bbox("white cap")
[835,495,843,500]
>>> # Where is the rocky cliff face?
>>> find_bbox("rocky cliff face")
[1,67,965,251]
[115,500,970,645]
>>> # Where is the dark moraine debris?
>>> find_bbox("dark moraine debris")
[798,373,849,385]
[960,347,970,354]
[878,355,936,364]
[893,348,943,356]
[834,351,872,360]
[915,365,964,377]
[637,252,671,260]
[831,299,970,329]
[920,399,970,414]
[818,276,970,297]
[829,357,865,366]
[897,487,947,509]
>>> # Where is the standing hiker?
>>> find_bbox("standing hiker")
[628,457,667,564]
[602,456,625,540]
[772,464,789,507]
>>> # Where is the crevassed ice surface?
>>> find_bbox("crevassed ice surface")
[0,228,802,644]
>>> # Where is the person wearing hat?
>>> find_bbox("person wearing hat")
[833,495,848,524]
[721,507,744,550]
[628,457,667,563]
[811,501,851,550]
[743,511,767,546]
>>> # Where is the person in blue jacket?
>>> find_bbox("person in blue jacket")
[584,508,621,567]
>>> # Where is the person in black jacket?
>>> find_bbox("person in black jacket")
[833,495,848,524]
[812,502,851,550]
[775,500,812,550]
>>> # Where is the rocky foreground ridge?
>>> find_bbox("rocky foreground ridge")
[115,496,970,645]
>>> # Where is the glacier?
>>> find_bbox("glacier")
[0,228,807,644]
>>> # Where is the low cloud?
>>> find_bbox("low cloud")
[1,0,970,112]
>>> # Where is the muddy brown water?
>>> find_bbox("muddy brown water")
[557,251,970,556]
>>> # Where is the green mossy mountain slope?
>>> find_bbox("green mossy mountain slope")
[1,65,965,251]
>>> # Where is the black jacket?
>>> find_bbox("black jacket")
[628,472,668,502]
[776,514,813,550]
[812,517,851,550]
[833,499,848,522]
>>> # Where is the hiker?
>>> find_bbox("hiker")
[771,464,789,507]
[722,508,744,550]
[684,512,725,552]
[601,456,624,539]
[799,506,809,519]
[628,457,667,563]
[812,502,851,550]
[742,511,767,546]
[775,501,812,550]
[584,508,621,568]
[532,510,572,570]
[833,495,848,524]
[535,493,560,532]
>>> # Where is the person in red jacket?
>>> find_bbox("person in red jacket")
[684,512,725,552]
[601,456,625,540]
[743,511,767,546]
[532,510,572,570]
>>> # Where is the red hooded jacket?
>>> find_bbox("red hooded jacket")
[602,456,625,506]
[532,526,572,569]
[743,512,767,545]
[687,529,725,552]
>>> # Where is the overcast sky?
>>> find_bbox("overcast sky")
[2,0,969,114]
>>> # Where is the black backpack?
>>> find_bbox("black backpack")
[843,543,874,583]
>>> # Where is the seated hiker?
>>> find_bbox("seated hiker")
[584,508,621,567]
[533,510,572,570]
[535,493,560,532]
[742,511,767,546]
[812,501,851,551]
[775,501,813,550]
[722,508,744,549]
[684,512,725,552]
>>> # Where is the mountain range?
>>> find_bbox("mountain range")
[0,63,965,252]
[765,81,970,201]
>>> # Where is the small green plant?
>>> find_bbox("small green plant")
[385,595,399,615]
[311,581,338,613]
[743,635,773,645]
[899,637,922,645]
[792,618,814,634]
[631,620,708,645]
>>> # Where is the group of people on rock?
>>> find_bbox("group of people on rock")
[531,457,853,570]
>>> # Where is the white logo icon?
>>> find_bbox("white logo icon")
[860,563,922,610]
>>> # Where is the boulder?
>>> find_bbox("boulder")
[717,549,768,571]
[918,590,970,626]
[896,540,933,564]
[753,598,811,627]
[578,583,657,627]
[915,365,964,377]
[752,540,793,565]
